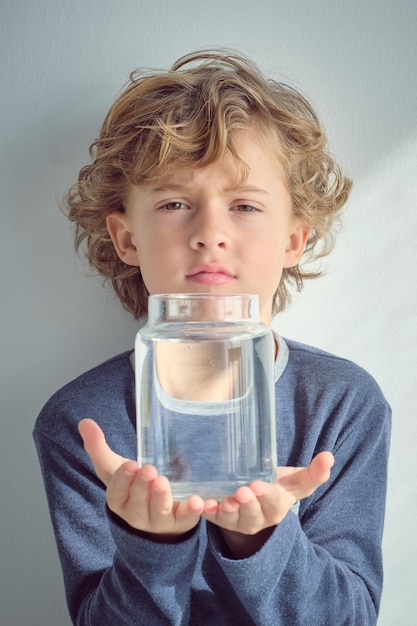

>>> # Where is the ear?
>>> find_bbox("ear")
[106,212,140,267]
[283,221,311,268]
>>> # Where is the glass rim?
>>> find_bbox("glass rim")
[148,293,259,301]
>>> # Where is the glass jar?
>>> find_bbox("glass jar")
[135,293,276,500]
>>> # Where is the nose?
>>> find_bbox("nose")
[189,208,230,251]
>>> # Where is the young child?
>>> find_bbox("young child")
[33,50,391,625]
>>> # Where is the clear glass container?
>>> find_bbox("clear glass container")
[135,293,276,500]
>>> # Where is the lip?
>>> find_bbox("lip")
[186,264,236,286]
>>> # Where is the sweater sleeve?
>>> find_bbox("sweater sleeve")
[33,429,200,626]
[204,398,391,625]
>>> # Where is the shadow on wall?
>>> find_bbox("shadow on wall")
[277,134,417,625]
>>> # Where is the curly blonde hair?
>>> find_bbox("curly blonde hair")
[65,49,351,318]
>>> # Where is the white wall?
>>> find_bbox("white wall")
[1,1,416,624]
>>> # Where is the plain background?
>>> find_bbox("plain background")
[1,1,416,624]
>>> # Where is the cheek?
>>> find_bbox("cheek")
[255,234,286,268]
[255,242,286,293]
[136,238,182,289]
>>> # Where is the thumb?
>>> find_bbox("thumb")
[78,418,130,486]
[277,451,334,501]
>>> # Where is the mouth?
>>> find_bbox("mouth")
[186,264,236,286]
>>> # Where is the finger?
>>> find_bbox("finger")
[308,451,334,484]
[232,487,264,534]
[112,463,158,512]
[219,496,240,515]
[203,499,220,516]
[148,477,202,533]
[278,451,334,500]
[234,485,258,506]
[203,498,233,523]
[109,465,163,530]
[78,418,129,485]
[175,496,205,524]
[106,461,140,513]
[149,475,175,522]
[185,495,206,515]
[203,496,240,529]
[250,481,291,525]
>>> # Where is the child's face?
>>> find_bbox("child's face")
[107,129,309,325]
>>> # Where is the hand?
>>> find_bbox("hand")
[78,419,204,538]
[202,452,334,558]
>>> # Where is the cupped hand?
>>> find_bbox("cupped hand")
[79,418,333,547]
[202,452,334,557]
[78,419,204,537]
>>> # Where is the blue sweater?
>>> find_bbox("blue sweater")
[33,337,391,625]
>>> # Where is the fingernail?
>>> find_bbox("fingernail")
[123,468,137,477]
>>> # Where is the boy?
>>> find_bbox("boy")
[34,50,391,625]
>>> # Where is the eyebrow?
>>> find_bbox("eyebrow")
[149,183,188,193]
[149,184,269,195]
[227,185,269,195]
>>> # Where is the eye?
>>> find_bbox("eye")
[160,201,189,211]
[232,204,259,213]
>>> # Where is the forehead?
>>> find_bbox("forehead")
[152,127,287,187]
